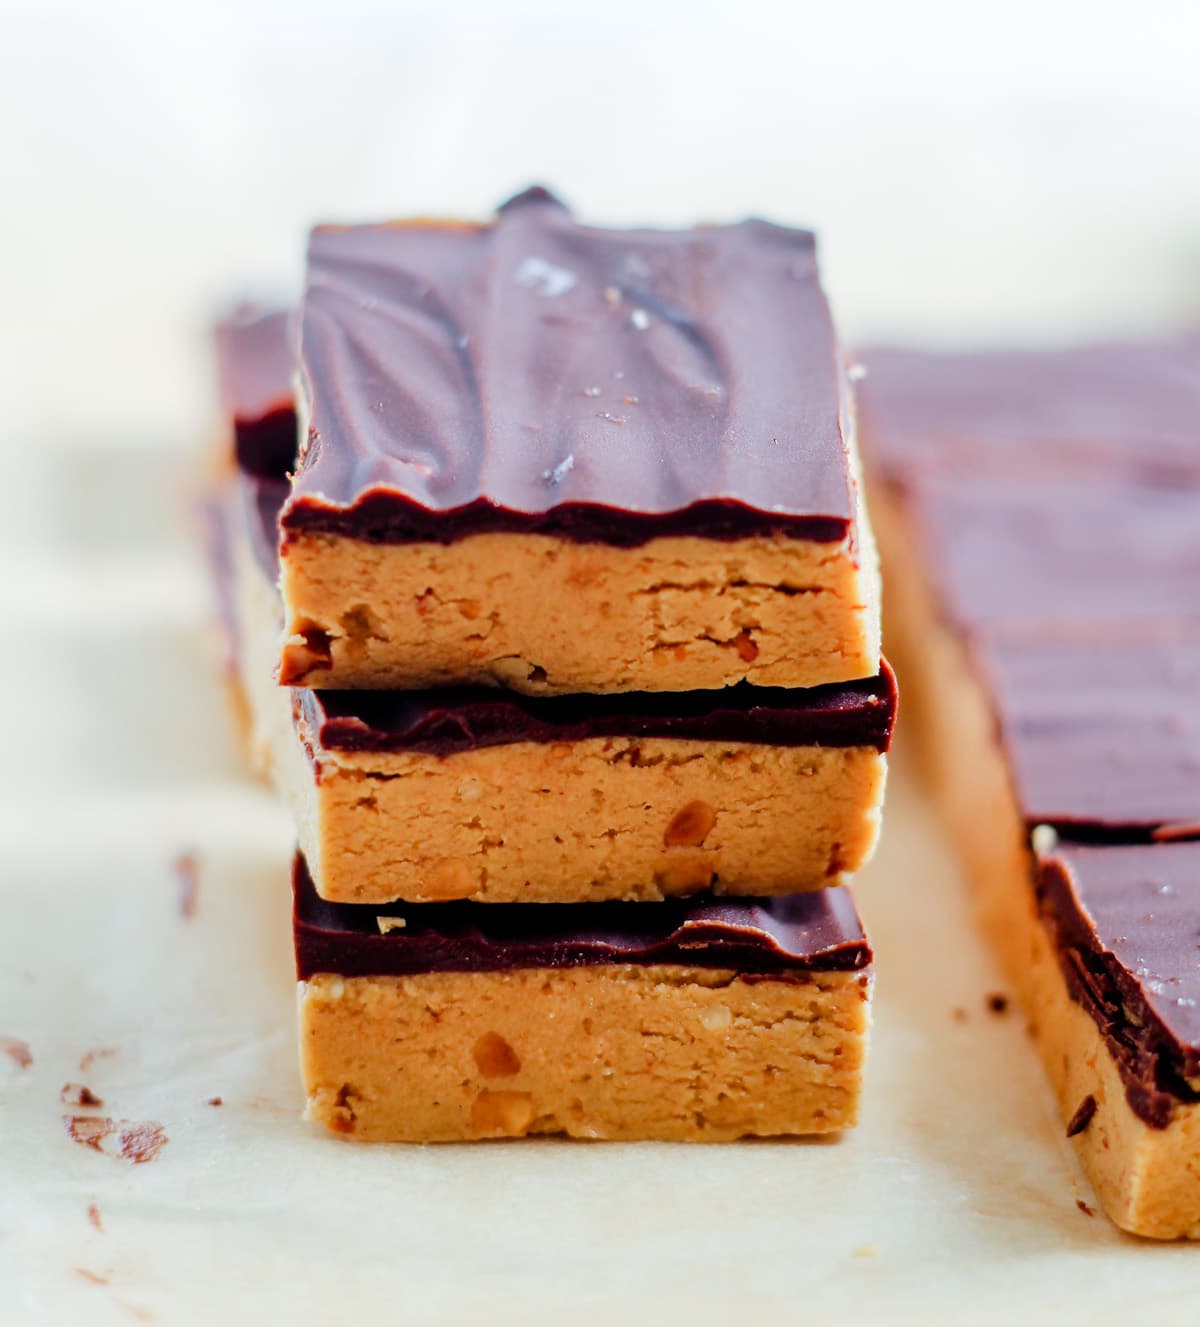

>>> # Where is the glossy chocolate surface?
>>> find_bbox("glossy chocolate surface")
[1038,843,1200,1127]
[283,187,856,547]
[215,306,297,479]
[293,854,871,980]
[859,339,1200,482]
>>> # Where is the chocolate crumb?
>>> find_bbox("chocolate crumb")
[207,1096,223,1107]
[174,851,200,919]
[80,1047,116,1072]
[1076,1198,1096,1217]
[117,1121,168,1164]
[75,1267,109,1286]
[87,1202,103,1232]
[951,1007,968,1023]
[985,993,1010,1015]
[65,1115,116,1151]
[1067,1094,1098,1137]
[61,1083,103,1108]
[64,1116,168,1163]
[1,1035,32,1069]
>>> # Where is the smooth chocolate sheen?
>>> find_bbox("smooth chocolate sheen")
[859,340,1200,483]
[215,306,297,479]
[293,855,872,980]
[978,634,1200,839]
[1038,843,1200,1128]
[283,187,856,547]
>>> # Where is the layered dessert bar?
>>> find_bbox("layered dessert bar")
[294,856,873,1141]
[211,305,895,904]
[222,471,894,901]
[858,342,1200,1238]
[278,188,880,694]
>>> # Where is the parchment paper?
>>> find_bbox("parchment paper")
[1,439,1195,1326]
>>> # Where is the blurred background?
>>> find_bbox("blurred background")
[3,0,1199,446]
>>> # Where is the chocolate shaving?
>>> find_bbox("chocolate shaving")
[1076,1198,1096,1217]
[207,1096,223,1107]
[986,993,1010,1015]
[117,1121,168,1164]
[1,1035,32,1069]
[1066,1094,1098,1137]
[61,1083,103,1108]
[63,1116,168,1163]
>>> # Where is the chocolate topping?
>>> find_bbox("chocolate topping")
[292,854,871,980]
[859,340,1200,484]
[283,188,856,547]
[301,666,896,757]
[978,633,1200,839]
[214,306,297,479]
[1038,844,1200,1127]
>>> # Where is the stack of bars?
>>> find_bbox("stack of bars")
[858,341,1200,1238]
[207,188,895,1142]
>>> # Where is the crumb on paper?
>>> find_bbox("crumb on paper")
[951,1007,968,1023]
[1076,1198,1096,1218]
[116,1300,155,1323]
[62,1083,103,1108]
[75,1267,109,1286]
[118,1121,168,1164]
[1,1035,32,1068]
[87,1202,103,1232]
[174,851,200,919]
[64,1116,168,1164]
[852,1244,876,1258]
[207,1096,223,1107]
[80,1047,116,1072]
[65,1115,116,1152]
[986,992,1010,1015]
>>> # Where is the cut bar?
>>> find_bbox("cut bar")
[222,472,895,902]
[859,340,1200,1238]
[278,188,880,694]
[294,856,873,1141]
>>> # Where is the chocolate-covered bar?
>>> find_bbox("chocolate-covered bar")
[293,855,873,1141]
[214,306,296,479]
[277,187,880,694]
[858,339,1200,1239]
[223,470,895,902]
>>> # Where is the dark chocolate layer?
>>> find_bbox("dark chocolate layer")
[301,667,896,755]
[283,187,856,547]
[859,340,1200,483]
[1038,843,1200,1128]
[979,633,1200,840]
[215,306,297,479]
[293,854,871,980]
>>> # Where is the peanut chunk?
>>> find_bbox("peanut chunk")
[421,858,476,901]
[653,857,715,893]
[473,1032,521,1078]
[664,800,717,848]
[470,1090,534,1136]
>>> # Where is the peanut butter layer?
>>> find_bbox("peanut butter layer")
[228,475,892,902]
[295,861,872,1142]
[277,188,879,692]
